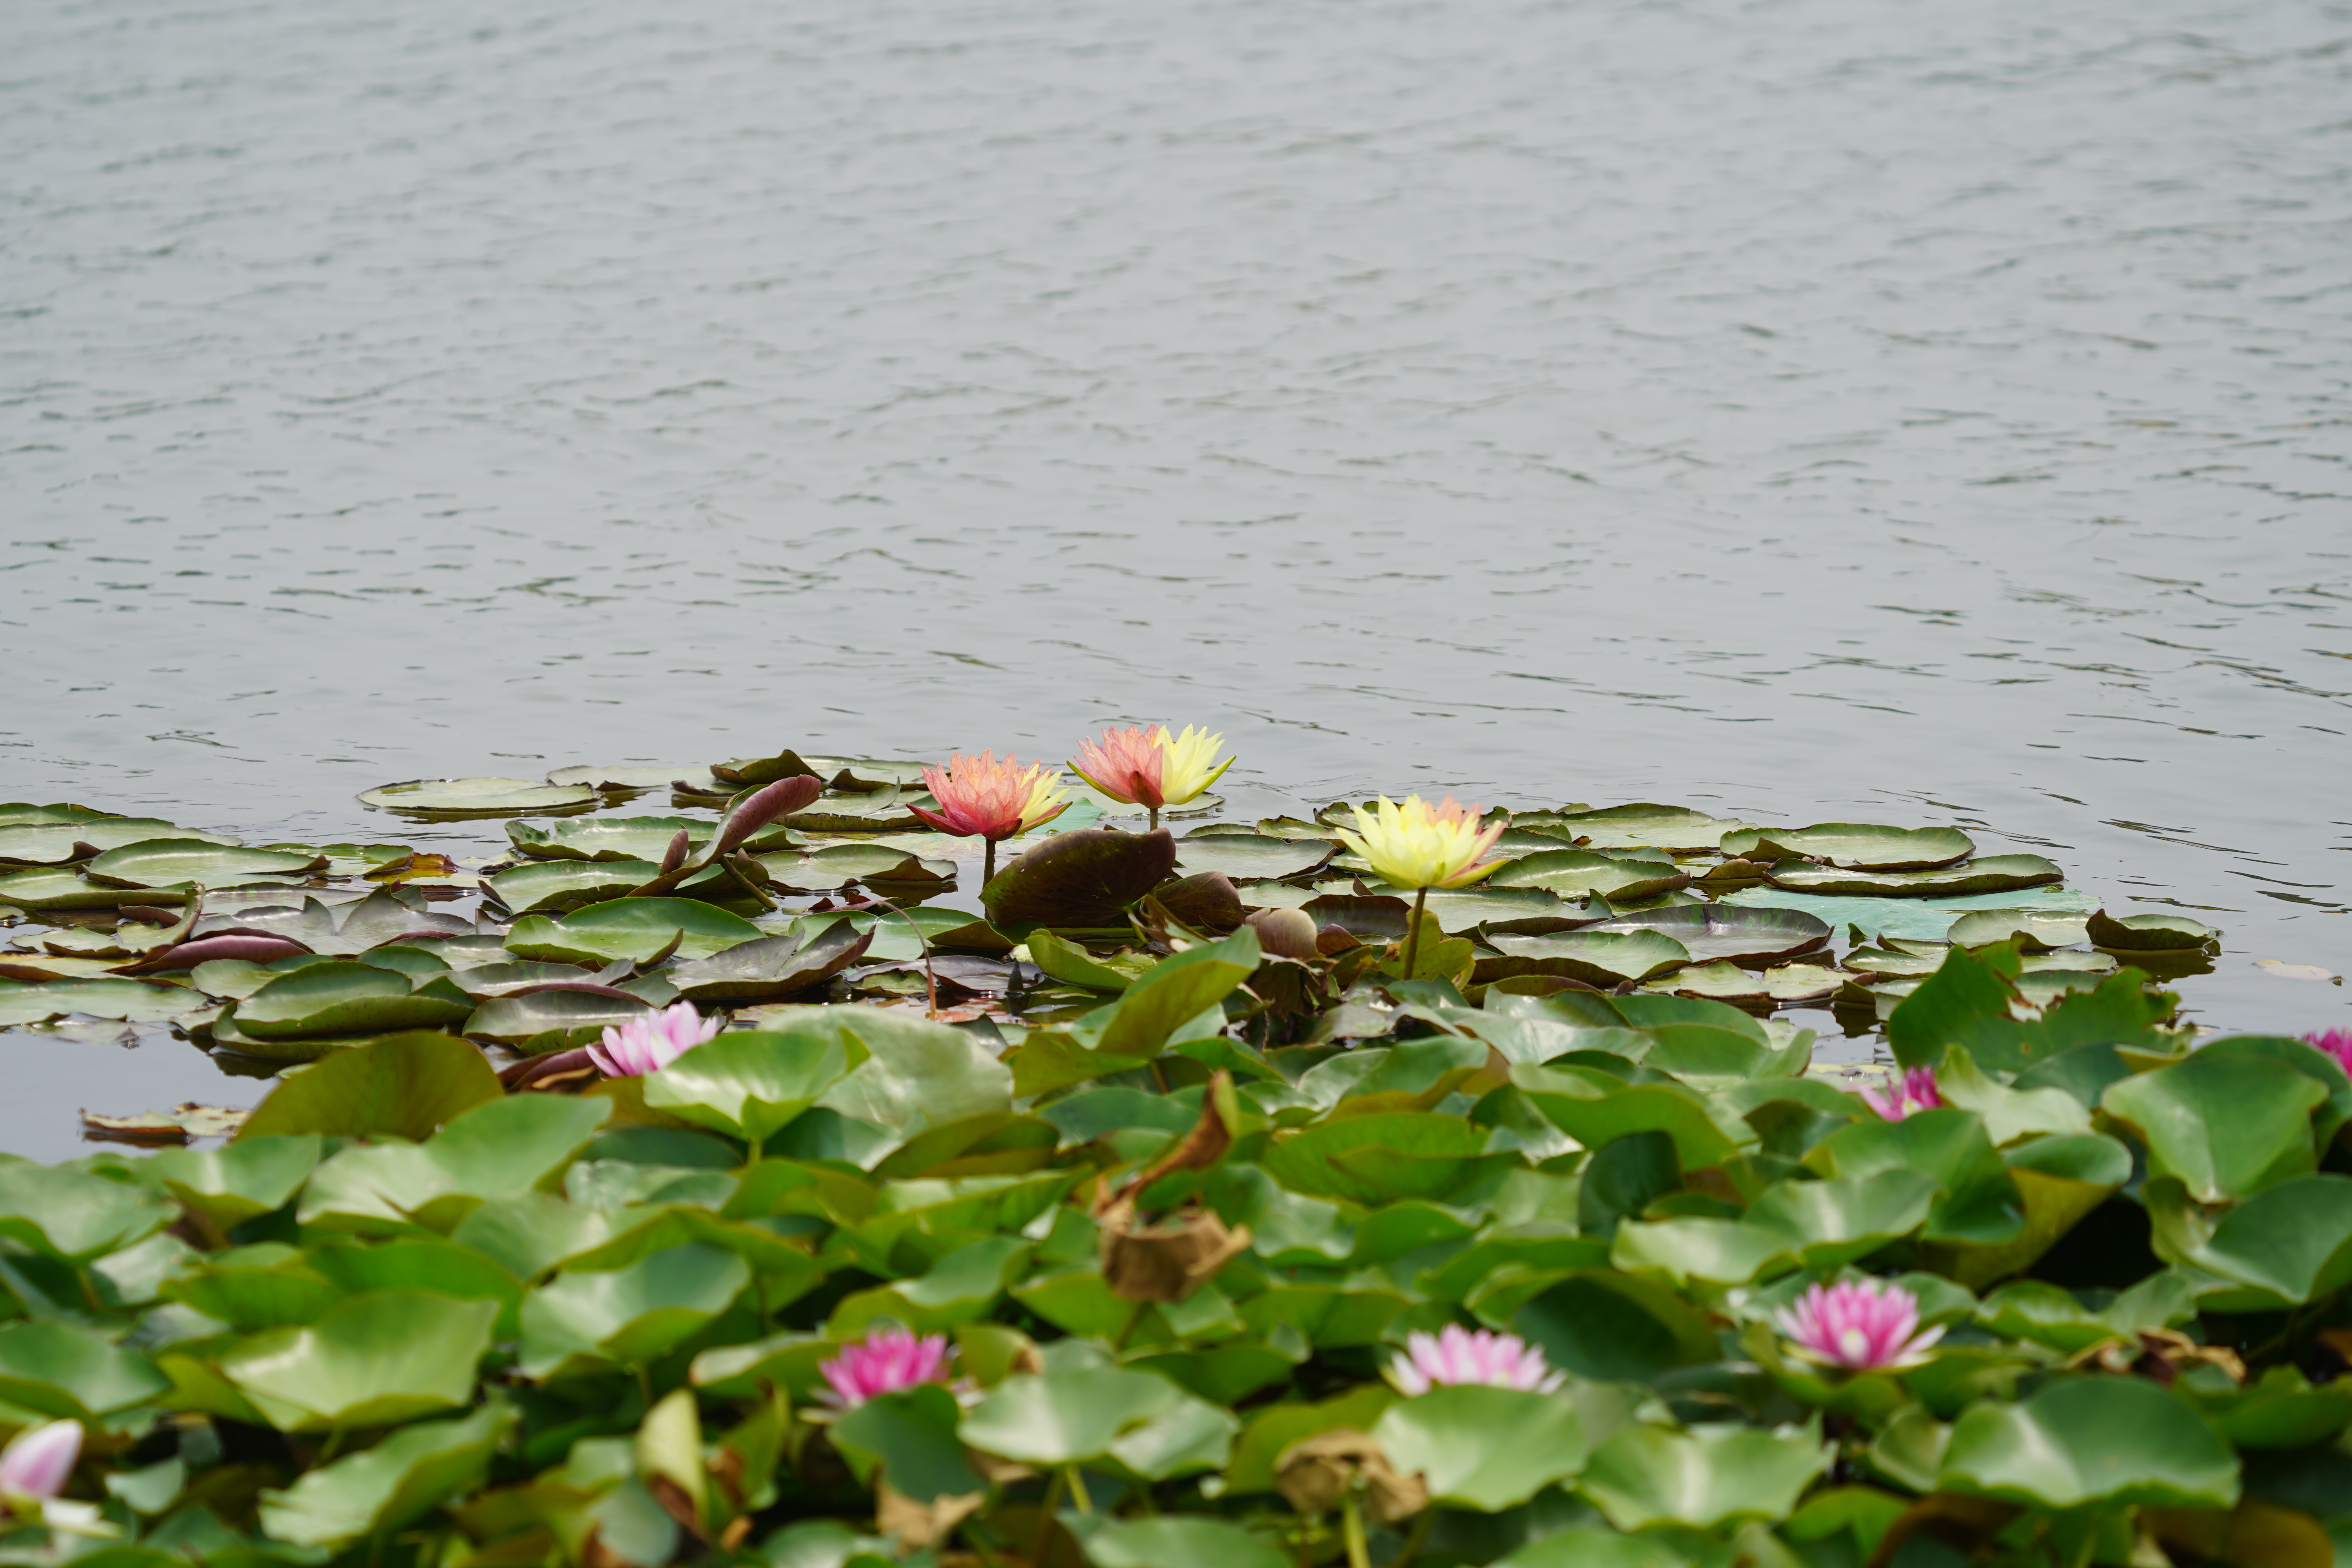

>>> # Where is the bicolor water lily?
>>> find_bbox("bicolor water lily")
[1070,724,1234,829]
[815,1329,954,1411]
[1859,1066,1943,1122]
[1386,1327,1564,1396]
[909,751,1071,882]
[587,1001,722,1078]
[1776,1278,1943,1371]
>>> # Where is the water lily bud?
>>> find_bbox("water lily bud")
[1274,1429,1427,1524]
[1244,907,1319,960]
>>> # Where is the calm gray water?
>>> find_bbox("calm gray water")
[3,0,2348,1154]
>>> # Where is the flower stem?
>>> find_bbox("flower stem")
[985,838,998,886]
[1341,1493,1371,1568]
[1401,885,1430,980]
[1147,807,1159,832]
[1034,1470,1065,1564]
[1065,1465,1093,1515]
[1390,1506,1435,1568]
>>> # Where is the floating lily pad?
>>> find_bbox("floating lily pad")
[1478,931,1693,986]
[0,818,234,867]
[774,789,936,835]
[464,989,653,1051]
[0,977,205,1027]
[1404,886,1583,936]
[1643,962,1847,1007]
[0,866,225,909]
[1719,823,1975,871]
[1721,886,2100,944]
[545,764,722,794]
[505,899,766,965]
[1490,850,1690,902]
[1582,906,1830,966]
[2087,909,2222,951]
[85,836,325,887]
[230,962,476,1042]
[1517,804,1752,851]
[1947,909,2092,950]
[508,816,715,863]
[668,922,873,1002]
[485,860,666,915]
[984,829,1178,929]
[358,778,600,818]
[1767,855,2064,898]
[759,843,956,896]
[1173,835,1336,882]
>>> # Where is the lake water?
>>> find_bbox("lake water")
[2,0,2347,1157]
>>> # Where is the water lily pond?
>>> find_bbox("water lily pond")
[0,751,2345,1568]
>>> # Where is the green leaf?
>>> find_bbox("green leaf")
[358,777,599,817]
[1579,1423,1831,1528]
[643,1029,856,1143]
[519,1242,751,1377]
[298,1094,611,1232]
[2146,1174,2352,1309]
[1490,1529,1693,1568]
[1086,1519,1290,1568]
[0,1319,170,1419]
[258,1401,516,1549]
[84,838,326,890]
[233,961,475,1041]
[1023,931,1143,991]
[1096,929,1260,1058]
[1222,1385,1397,1495]
[2087,909,2221,952]
[983,828,1178,928]
[1808,1110,2024,1247]
[1744,1172,1940,1265]
[2102,1051,2325,1202]
[1510,1064,1748,1171]
[668,922,874,1003]
[830,1384,985,1501]
[0,1163,174,1265]
[463,988,654,1052]
[959,1368,1235,1476]
[236,1032,502,1141]
[509,815,715,863]
[504,898,765,964]
[1504,1271,1720,1381]
[1768,855,2063,898]
[1370,1385,1588,1510]
[1720,824,1975,871]
[147,1136,322,1228]
[1938,1376,2240,1509]
[1479,931,1693,987]
[805,1006,1014,1136]
[1931,1047,2091,1145]
[221,1291,498,1431]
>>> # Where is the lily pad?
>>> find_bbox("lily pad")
[508,816,715,863]
[1720,886,2100,944]
[464,989,653,1050]
[2087,909,2222,951]
[221,1291,499,1431]
[1946,909,2092,950]
[667,922,874,1002]
[546,764,722,794]
[0,866,223,909]
[0,818,234,866]
[0,977,205,1026]
[1766,856,2065,898]
[359,777,600,818]
[486,859,668,914]
[506,899,766,964]
[259,1402,515,1550]
[1644,962,1846,1007]
[1518,804,1752,851]
[1490,850,1690,901]
[1479,931,1695,986]
[230,961,476,1042]
[1581,905,1830,966]
[82,840,327,891]
[1719,824,1975,871]
[1172,835,1336,882]
[984,828,1178,929]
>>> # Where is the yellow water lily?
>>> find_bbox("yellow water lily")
[1334,795,1507,891]
[1154,725,1233,807]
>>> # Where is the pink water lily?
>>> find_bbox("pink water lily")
[0,1420,79,1502]
[909,751,1071,883]
[1776,1278,1943,1370]
[1859,1066,1943,1122]
[1385,1326,1565,1396]
[816,1329,953,1410]
[2306,1030,2352,1076]
[1071,725,1169,811]
[586,1001,722,1078]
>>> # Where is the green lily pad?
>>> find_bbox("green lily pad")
[667,921,873,1002]
[960,1367,1236,1478]
[1945,908,2092,950]
[1580,1423,1831,1529]
[1479,930,1693,986]
[237,1031,503,1141]
[300,1095,610,1233]
[519,1242,751,1378]
[1370,1385,1588,1511]
[228,961,475,1042]
[486,859,668,915]
[2087,909,2222,951]
[546,764,722,793]
[259,1401,515,1550]
[0,866,216,909]
[1172,835,1336,882]
[1766,856,2065,898]
[1719,824,1975,871]
[1937,1376,2239,1510]
[464,989,652,1051]
[0,1162,176,1264]
[1643,962,1846,1007]
[506,898,766,964]
[83,839,326,890]
[1722,886,2100,944]
[508,815,715,864]
[1490,850,1690,901]
[221,1290,499,1430]
[0,818,234,866]
[0,976,206,1025]
[1518,804,1752,851]
[1583,905,1830,966]
[983,828,1177,929]
[642,1029,856,1143]
[0,1319,171,1420]
[358,777,601,817]
[1086,1519,1289,1568]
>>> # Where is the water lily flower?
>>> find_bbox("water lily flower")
[586,1001,722,1078]
[1859,1066,1943,1122]
[0,1420,79,1503]
[909,751,1072,882]
[1386,1326,1565,1396]
[1776,1278,1943,1371]
[2306,1030,2352,1076]
[1070,724,1234,829]
[1331,795,1506,979]
[816,1328,953,1411]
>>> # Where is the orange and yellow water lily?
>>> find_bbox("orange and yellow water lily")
[1070,723,1234,828]
[909,750,1071,882]
[1333,794,1507,976]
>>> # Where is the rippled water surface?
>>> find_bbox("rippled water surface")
[3,0,2348,1154]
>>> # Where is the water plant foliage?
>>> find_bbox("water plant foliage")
[2,749,2330,1568]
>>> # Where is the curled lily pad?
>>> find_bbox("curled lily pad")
[506,898,765,964]
[1477,931,1693,986]
[359,777,600,818]
[1582,906,1831,966]
[984,828,1177,929]
[2087,909,2222,951]
[668,921,873,1002]
[1767,856,2065,898]
[1518,804,1753,851]
[486,859,667,914]
[508,816,715,863]
[1720,824,1975,871]
[1489,850,1690,901]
